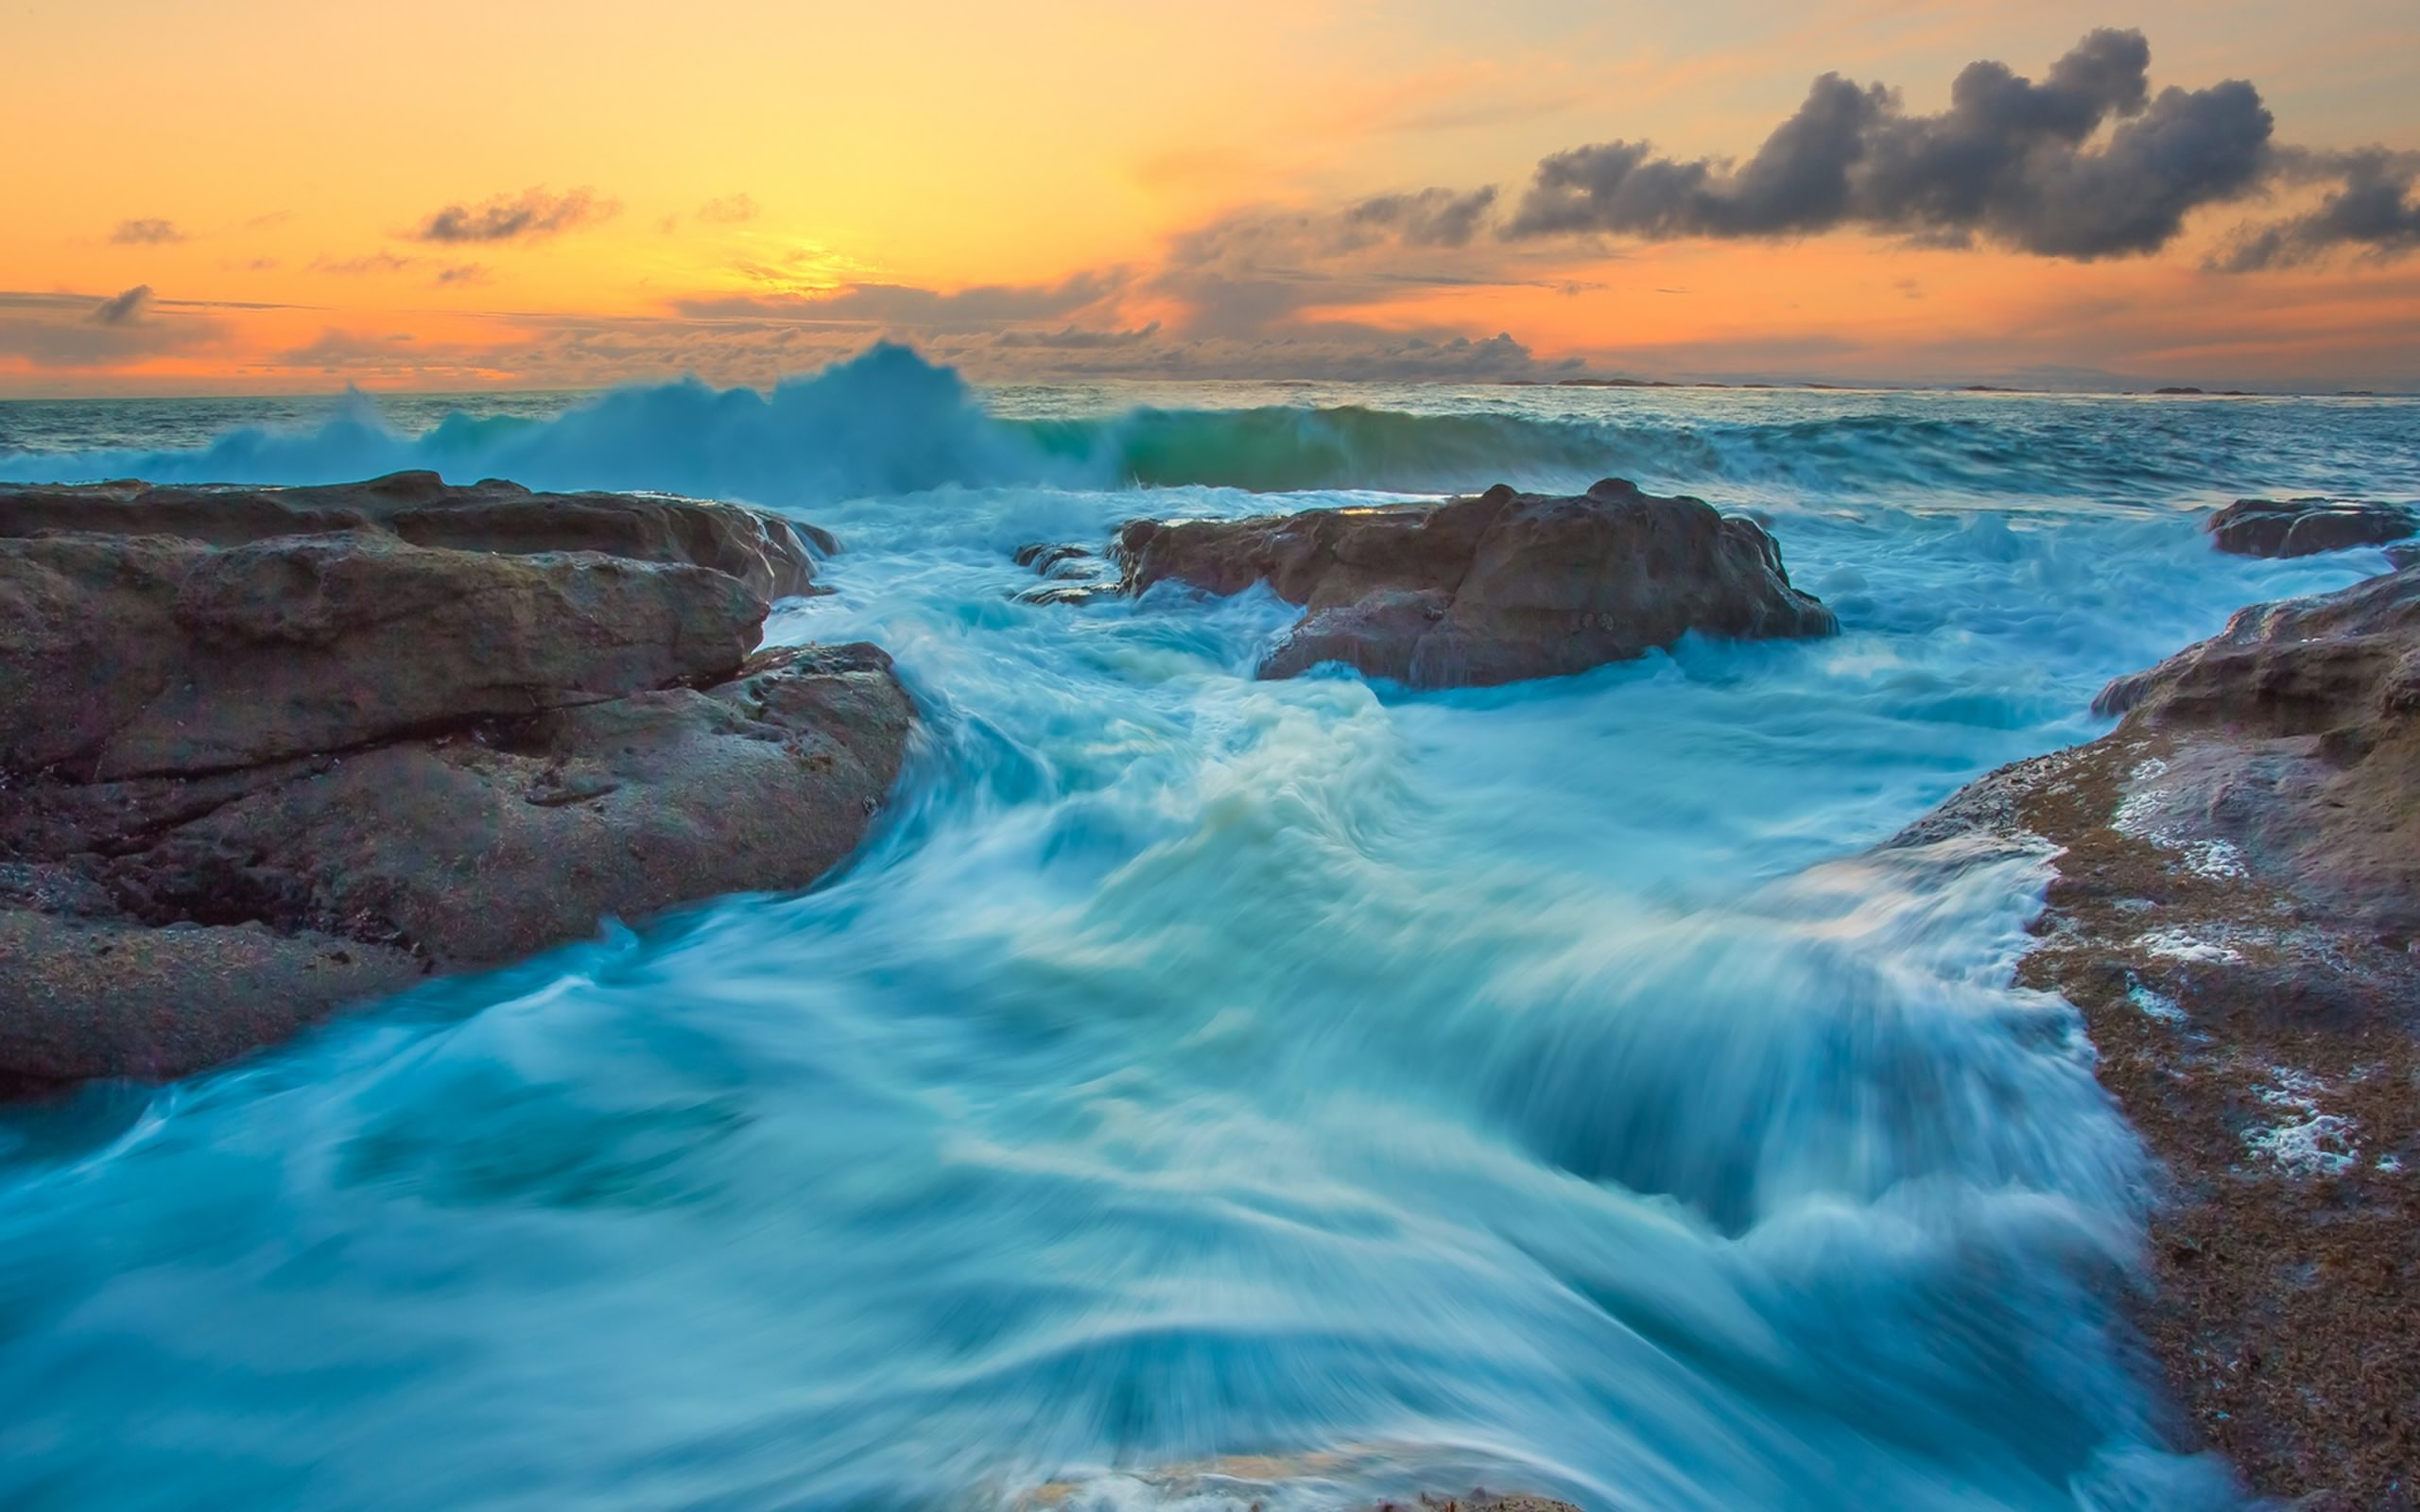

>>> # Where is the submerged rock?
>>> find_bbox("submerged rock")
[1010,540,1117,605]
[2204,495,2416,558]
[1893,564,2420,1507]
[1111,478,1837,687]
[0,479,909,1092]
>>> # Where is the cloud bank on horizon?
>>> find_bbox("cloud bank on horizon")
[6,22,2418,392]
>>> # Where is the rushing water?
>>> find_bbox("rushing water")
[1,351,2411,1511]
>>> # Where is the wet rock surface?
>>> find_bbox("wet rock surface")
[0,470,830,599]
[1108,478,1836,687]
[1896,566,2420,1507]
[2204,495,2416,559]
[1,529,768,780]
[1011,541,1117,606]
[0,478,910,1092]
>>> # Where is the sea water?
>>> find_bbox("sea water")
[0,350,2410,1510]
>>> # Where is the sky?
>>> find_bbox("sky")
[3,0,2416,394]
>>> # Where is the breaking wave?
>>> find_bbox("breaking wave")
[5,344,2411,510]
[2,348,2413,1509]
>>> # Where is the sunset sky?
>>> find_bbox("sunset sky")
[5,0,2417,394]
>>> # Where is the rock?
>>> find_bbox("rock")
[1009,541,1117,605]
[0,480,910,1091]
[1891,566,2420,1507]
[2091,566,2420,936]
[0,471,829,599]
[1111,478,1836,687]
[2,531,766,779]
[0,911,425,1094]
[2204,496,2416,558]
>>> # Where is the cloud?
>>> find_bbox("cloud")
[411,186,618,243]
[1105,327,1550,381]
[435,262,493,285]
[1343,187,1499,249]
[0,287,225,369]
[277,328,424,369]
[110,218,186,246]
[671,270,1126,329]
[2216,148,2420,270]
[992,321,1161,349]
[314,251,419,275]
[695,193,759,224]
[90,285,154,326]
[1150,197,1584,341]
[1167,188,1508,273]
[1504,28,2275,260]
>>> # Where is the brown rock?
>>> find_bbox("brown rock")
[0,910,425,1092]
[0,641,912,1090]
[1112,478,1836,687]
[2204,496,2416,559]
[0,478,911,1091]
[2092,565,2420,936]
[2,531,766,779]
[1893,564,2420,1506]
[0,470,829,599]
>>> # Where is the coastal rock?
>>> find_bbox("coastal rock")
[1892,565,2420,1507]
[2,531,765,779]
[1010,541,1116,605]
[1111,478,1837,687]
[2092,566,2420,936]
[0,483,910,1092]
[2204,496,2416,558]
[0,471,829,599]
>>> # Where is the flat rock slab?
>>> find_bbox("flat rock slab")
[1111,477,1837,687]
[2,530,766,779]
[0,470,829,599]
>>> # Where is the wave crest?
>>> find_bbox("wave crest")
[5,344,2406,508]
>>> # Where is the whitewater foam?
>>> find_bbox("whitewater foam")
[1,350,2408,1510]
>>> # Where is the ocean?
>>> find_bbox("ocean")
[0,348,2411,1510]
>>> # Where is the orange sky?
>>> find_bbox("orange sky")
[4,0,2416,393]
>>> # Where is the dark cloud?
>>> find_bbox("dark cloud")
[314,251,419,275]
[1152,198,1577,339]
[1343,187,1499,248]
[1505,29,2274,259]
[672,271,1124,329]
[1167,188,1506,274]
[90,285,154,326]
[110,218,186,246]
[435,263,493,285]
[411,186,618,243]
[277,329,426,370]
[1036,326,1555,381]
[694,194,759,224]
[2216,148,2420,269]
[991,321,1161,350]
[0,287,224,369]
